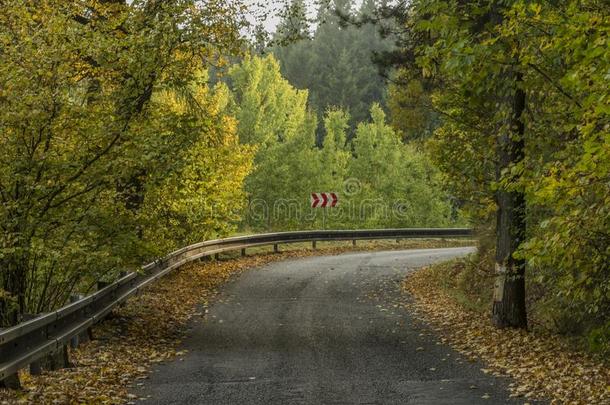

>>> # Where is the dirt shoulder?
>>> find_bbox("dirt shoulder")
[402,263,610,405]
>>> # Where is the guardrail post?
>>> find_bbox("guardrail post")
[86,281,109,342]
[28,312,72,372]
[352,239,356,246]
[84,326,93,343]
[214,253,220,261]
[0,371,20,389]
[43,346,71,371]
[312,240,317,249]
[69,295,81,349]
[117,272,128,308]
[0,322,21,388]
[241,248,246,257]
[19,314,44,376]
[75,293,92,344]
[30,361,42,375]
[273,244,279,253]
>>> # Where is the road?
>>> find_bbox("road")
[134,247,523,404]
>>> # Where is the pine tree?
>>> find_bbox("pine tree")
[272,0,393,136]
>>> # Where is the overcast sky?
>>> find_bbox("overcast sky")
[245,0,365,34]
[245,0,305,34]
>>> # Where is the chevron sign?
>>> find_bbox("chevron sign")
[311,192,338,208]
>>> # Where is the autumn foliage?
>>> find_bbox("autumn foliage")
[382,0,609,348]
[0,0,251,320]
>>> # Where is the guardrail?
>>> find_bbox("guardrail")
[0,228,473,385]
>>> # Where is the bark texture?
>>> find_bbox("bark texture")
[492,71,527,329]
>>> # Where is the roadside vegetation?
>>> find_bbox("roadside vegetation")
[0,0,253,323]
[374,0,609,354]
[416,247,610,359]
[0,0,457,327]
[229,54,456,230]
[403,260,610,404]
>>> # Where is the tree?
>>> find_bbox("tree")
[347,104,453,228]
[320,108,350,192]
[382,0,609,334]
[227,54,319,229]
[275,0,311,44]
[386,0,531,328]
[227,53,457,231]
[493,68,527,328]
[272,0,393,136]
[386,70,438,141]
[137,73,254,255]
[0,0,247,320]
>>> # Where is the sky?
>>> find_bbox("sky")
[245,0,365,34]
[245,0,308,34]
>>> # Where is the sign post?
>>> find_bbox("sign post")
[311,192,338,229]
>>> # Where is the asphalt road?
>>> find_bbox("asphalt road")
[134,247,523,404]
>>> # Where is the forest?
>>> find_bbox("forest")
[0,0,608,360]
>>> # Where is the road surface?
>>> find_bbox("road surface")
[134,247,523,404]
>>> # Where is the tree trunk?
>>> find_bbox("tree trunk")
[492,70,527,329]
[0,295,19,327]
[1,256,28,324]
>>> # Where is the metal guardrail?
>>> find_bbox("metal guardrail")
[0,228,473,381]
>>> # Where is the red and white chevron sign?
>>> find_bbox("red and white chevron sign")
[311,192,338,208]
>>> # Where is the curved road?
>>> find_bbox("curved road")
[134,247,522,404]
